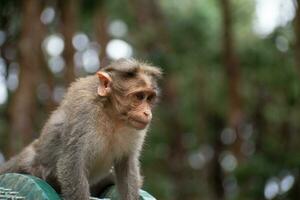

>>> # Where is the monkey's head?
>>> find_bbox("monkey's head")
[96,58,162,130]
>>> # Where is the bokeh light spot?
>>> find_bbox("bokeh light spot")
[108,19,128,38]
[0,57,6,76]
[48,56,65,74]
[40,7,55,25]
[82,48,100,73]
[0,30,6,46]
[72,33,89,51]
[106,39,133,60]
[43,34,65,57]
[264,178,280,199]
[6,63,19,91]
[188,151,206,170]
[0,76,8,105]
[253,0,295,37]
[221,128,236,145]
[280,174,295,193]
[219,152,238,172]
[53,86,65,103]
[276,36,289,52]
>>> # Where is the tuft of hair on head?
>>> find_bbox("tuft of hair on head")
[102,58,163,80]
[140,62,163,80]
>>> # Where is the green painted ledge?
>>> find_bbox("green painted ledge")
[0,173,156,200]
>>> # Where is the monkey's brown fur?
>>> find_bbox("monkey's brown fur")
[0,58,162,200]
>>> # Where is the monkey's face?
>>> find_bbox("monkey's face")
[125,89,156,130]
[96,59,161,130]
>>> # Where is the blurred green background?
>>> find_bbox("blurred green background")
[0,0,300,199]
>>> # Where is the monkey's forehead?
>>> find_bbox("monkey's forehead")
[118,74,159,91]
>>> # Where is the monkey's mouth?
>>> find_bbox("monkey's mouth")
[129,118,149,129]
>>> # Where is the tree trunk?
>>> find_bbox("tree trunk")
[220,0,243,160]
[253,88,267,152]
[42,61,57,112]
[59,0,78,86]
[7,0,44,155]
[94,2,110,68]
[164,76,188,200]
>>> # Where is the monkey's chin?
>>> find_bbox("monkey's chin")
[129,119,149,130]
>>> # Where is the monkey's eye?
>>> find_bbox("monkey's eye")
[135,92,145,101]
[123,71,136,78]
[147,94,156,103]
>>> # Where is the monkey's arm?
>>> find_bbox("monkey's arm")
[114,154,141,200]
[56,137,90,200]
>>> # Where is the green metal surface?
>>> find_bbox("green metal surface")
[0,173,156,200]
[101,186,157,200]
[0,173,61,200]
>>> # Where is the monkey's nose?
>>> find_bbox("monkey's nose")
[143,112,149,116]
[143,111,152,119]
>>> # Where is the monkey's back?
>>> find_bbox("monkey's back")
[31,76,101,179]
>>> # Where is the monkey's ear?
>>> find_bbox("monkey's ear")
[96,71,112,96]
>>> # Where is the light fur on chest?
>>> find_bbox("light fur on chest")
[87,127,146,182]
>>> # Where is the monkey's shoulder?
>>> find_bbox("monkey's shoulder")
[47,109,67,126]
[65,75,98,98]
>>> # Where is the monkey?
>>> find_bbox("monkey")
[0,58,162,200]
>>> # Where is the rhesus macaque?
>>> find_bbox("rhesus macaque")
[0,58,162,200]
